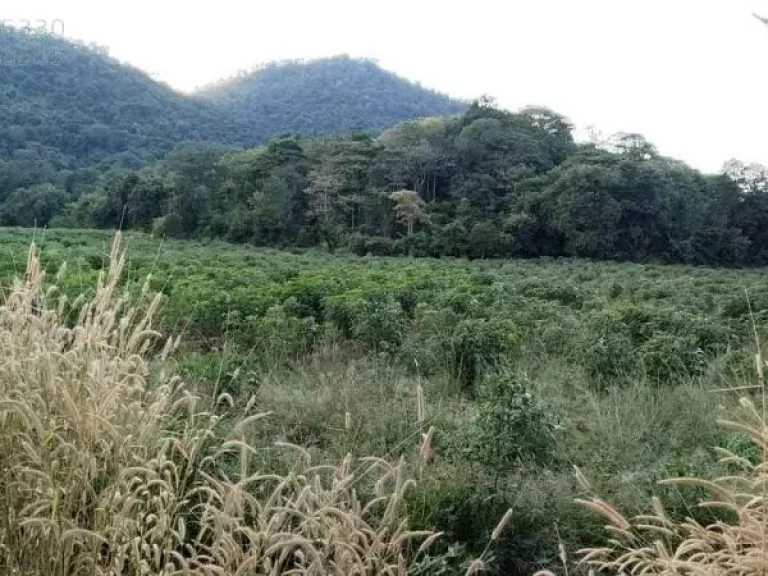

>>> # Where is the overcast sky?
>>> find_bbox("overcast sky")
[3,0,767,173]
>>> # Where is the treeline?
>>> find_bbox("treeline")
[16,101,768,265]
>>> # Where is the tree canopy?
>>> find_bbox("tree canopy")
[1,28,766,266]
[49,100,768,266]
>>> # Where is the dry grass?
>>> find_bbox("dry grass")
[0,234,435,575]
[577,393,768,575]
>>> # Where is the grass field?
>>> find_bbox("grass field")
[1,227,767,574]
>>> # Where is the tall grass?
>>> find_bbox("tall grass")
[578,392,768,573]
[0,234,435,575]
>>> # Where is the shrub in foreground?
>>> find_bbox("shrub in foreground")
[0,235,436,575]
[467,372,556,472]
[578,395,768,574]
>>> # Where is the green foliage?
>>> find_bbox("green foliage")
[247,303,318,363]
[0,229,759,388]
[450,319,510,390]
[353,293,407,351]
[198,56,466,139]
[0,229,761,575]
[1,32,765,268]
[0,183,68,226]
[467,372,556,470]
[176,352,262,396]
[583,327,637,382]
[0,33,463,223]
[349,234,394,256]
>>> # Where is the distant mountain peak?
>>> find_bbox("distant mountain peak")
[195,55,467,139]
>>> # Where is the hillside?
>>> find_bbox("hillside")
[0,27,264,217]
[0,29,256,174]
[196,56,467,139]
[0,33,468,219]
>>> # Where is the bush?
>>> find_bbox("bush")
[176,351,262,396]
[583,329,637,382]
[248,302,318,362]
[353,292,407,351]
[639,333,702,381]
[350,234,394,256]
[450,318,509,391]
[467,372,556,471]
[326,293,361,339]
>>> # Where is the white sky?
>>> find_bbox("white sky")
[2,0,767,173]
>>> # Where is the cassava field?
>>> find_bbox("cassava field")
[2,227,768,575]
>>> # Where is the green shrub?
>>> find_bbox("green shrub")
[350,234,395,256]
[583,329,636,383]
[396,288,418,319]
[284,282,326,320]
[450,319,509,391]
[353,293,407,351]
[326,294,360,339]
[248,303,318,362]
[467,372,556,470]
[406,480,508,567]
[639,333,704,382]
[176,352,262,396]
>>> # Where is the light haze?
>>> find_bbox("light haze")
[3,0,767,173]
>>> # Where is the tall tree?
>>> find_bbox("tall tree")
[389,189,425,237]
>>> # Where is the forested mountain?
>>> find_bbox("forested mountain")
[0,27,259,213]
[0,29,265,155]
[0,30,465,221]
[196,56,467,140]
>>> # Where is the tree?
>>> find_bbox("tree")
[126,172,167,230]
[306,162,344,222]
[468,222,503,259]
[0,183,69,227]
[722,159,768,195]
[546,163,623,257]
[389,189,425,237]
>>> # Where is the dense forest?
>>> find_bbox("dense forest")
[198,56,466,139]
[3,28,768,266]
[0,28,464,217]
[44,100,768,266]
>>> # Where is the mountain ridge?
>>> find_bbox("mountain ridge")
[0,29,468,212]
[194,55,467,139]
[0,29,467,160]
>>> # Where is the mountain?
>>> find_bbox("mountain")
[195,56,467,140]
[0,28,256,169]
[0,32,467,208]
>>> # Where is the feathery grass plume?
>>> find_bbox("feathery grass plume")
[491,508,513,541]
[416,382,426,426]
[465,558,485,575]
[0,235,435,575]
[577,405,768,575]
[419,426,435,464]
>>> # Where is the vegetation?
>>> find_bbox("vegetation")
[0,234,444,575]
[45,100,768,266]
[577,394,768,575]
[198,56,466,140]
[0,29,463,225]
[1,228,765,573]
[3,28,767,267]
[3,17,768,574]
